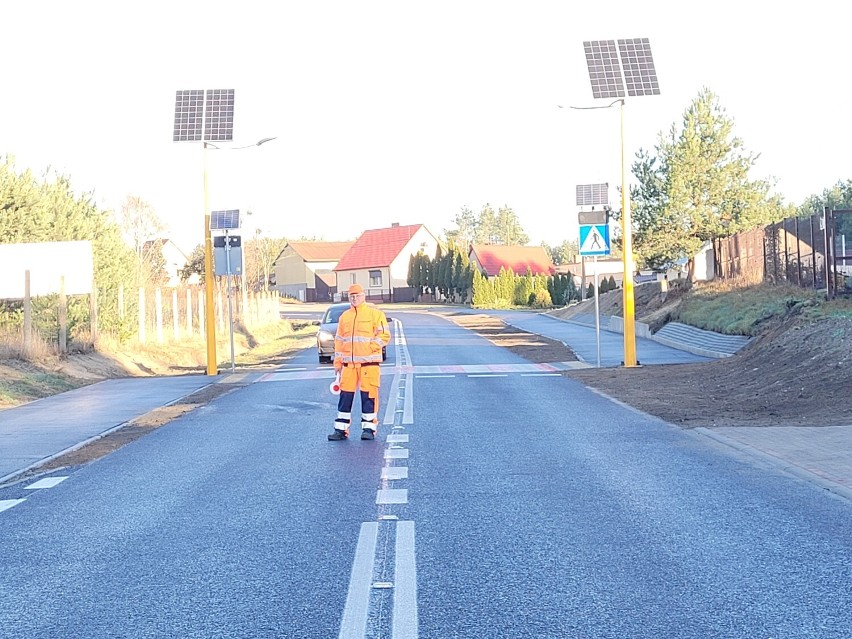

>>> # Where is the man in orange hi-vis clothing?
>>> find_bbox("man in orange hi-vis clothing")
[327,283,391,441]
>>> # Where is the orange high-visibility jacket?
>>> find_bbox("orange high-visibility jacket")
[333,303,390,367]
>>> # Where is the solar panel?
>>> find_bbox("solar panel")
[173,90,204,142]
[618,38,660,96]
[210,209,240,230]
[583,40,625,99]
[576,183,609,207]
[204,89,235,142]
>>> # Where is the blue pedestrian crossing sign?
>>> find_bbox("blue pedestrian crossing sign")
[579,223,610,256]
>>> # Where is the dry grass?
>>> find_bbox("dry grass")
[0,327,56,361]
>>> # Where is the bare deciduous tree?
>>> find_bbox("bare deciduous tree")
[116,195,167,286]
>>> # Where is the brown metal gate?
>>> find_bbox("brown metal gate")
[713,208,851,297]
[830,208,852,297]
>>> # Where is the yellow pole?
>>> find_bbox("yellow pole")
[203,142,218,375]
[620,99,637,367]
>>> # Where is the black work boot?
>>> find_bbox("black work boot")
[328,428,348,441]
[360,427,376,440]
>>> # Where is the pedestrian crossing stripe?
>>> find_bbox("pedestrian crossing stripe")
[579,224,610,256]
[257,361,590,383]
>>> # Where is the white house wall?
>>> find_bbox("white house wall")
[389,226,440,285]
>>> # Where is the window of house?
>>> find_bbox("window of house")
[350,273,356,285]
[369,270,382,287]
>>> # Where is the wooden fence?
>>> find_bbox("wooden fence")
[4,274,282,355]
[134,283,281,344]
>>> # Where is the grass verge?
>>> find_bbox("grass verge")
[675,282,851,335]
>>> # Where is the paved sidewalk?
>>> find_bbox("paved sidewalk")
[0,376,214,484]
[1,312,851,505]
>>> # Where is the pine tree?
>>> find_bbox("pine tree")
[630,89,788,275]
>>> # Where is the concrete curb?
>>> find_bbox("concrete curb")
[648,334,733,360]
[544,312,744,360]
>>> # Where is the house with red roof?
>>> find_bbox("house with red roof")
[273,241,354,302]
[335,223,440,302]
[468,244,555,279]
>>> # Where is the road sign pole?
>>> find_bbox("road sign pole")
[620,99,638,367]
[594,255,601,367]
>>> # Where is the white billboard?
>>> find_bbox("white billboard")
[0,241,93,299]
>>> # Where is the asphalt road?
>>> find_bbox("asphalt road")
[1,310,850,638]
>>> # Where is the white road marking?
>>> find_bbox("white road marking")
[383,371,401,425]
[385,448,409,460]
[382,467,409,480]
[0,499,26,513]
[338,522,379,639]
[260,361,589,382]
[402,373,414,424]
[393,521,418,639]
[415,374,455,378]
[217,373,251,384]
[387,434,409,443]
[521,373,562,377]
[376,489,408,504]
[467,374,508,378]
[25,476,68,490]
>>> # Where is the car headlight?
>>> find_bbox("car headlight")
[318,330,335,343]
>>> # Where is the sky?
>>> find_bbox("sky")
[2,1,850,254]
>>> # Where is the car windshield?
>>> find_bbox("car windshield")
[324,307,347,323]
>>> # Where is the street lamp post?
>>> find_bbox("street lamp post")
[173,88,236,376]
[579,38,661,367]
[617,98,638,367]
[205,138,276,374]
[173,87,275,376]
[202,141,217,375]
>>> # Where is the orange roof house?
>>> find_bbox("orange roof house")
[273,241,354,302]
[468,244,555,278]
[335,223,441,302]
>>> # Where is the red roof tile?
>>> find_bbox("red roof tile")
[287,241,354,262]
[335,224,424,270]
[470,244,555,277]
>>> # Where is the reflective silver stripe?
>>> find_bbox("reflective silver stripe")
[337,412,351,420]
[350,336,373,343]
[361,412,377,421]
[334,353,381,360]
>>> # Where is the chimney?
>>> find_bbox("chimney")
[391,222,399,228]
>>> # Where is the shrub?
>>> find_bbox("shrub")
[529,289,552,308]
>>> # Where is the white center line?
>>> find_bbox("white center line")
[338,522,379,639]
[467,373,508,378]
[376,489,408,505]
[0,499,26,513]
[25,476,68,490]
[393,521,418,638]
[381,467,408,480]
